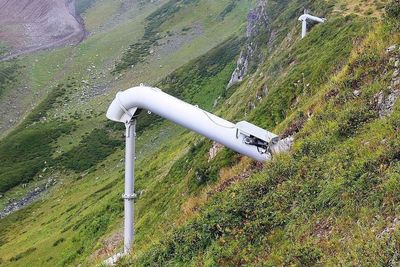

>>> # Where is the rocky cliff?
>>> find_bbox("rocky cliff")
[227,0,268,88]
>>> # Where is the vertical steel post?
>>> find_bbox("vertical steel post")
[301,19,307,38]
[123,119,136,254]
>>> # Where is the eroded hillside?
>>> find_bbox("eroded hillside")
[0,0,86,60]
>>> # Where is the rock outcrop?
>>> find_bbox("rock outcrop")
[208,141,224,162]
[227,0,269,88]
[0,178,56,218]
[375,44,400,117]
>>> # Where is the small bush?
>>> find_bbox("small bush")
[0,61,20,98]
[337,104,377,137]
[288,245,322,266]
[385,0,400,31]
[219,0,239,19]
[58,127,122,172]
[53,237,65,247]
[0,122,73,193]
[386,0,400,19]
[9,247,37,262]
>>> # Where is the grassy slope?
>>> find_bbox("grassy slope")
[124,2,400,267]
[0,0,254,266]
[0,0,398,266]
[0,60,20,98]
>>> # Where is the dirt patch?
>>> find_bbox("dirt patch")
[312,219,333,239]
[0,0,86,61]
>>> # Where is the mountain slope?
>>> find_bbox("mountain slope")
[131,13,400,266]
[0,0,255,266]
[0,0,399,266]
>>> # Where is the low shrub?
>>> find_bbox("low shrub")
[58,127,123,172]
[386,0,400,19]
[0,60,20,98]
[9,247,37,262]
[52,238,65,247]
[0,122,73,193]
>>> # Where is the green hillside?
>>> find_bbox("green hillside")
[0,0,399,266]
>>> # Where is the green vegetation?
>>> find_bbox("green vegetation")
[1,0,399,266]
[158,37,242,106]
[0,122,73,193]
[0,61,20,98]
[144,0,199,40]
[20,83,70,127]
[0,79,81,192]
[0,42,10,57]
[131,15,400,267]
[162,140,238,194]
[386,0,400,19]
[9,248,37,262]
[386,0,400,31]
[58,127,123,172]
[60,195,123,266]
[52,237,65,247]
[219,0,240,19]
[252,15,369,129]
[113,0,200,73]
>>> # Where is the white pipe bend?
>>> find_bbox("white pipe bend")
[298,14,325,23]
[107,85,278,161]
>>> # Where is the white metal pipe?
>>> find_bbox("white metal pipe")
[105,85,292,262]
[298,13,325,39]
[299,14,325,23]
[123,120,136,254]
[107,85,277,161]
[301,19,307,39]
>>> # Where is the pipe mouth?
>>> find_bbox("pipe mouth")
[106,96,138,123]
[106,85,158,123]
[106,98,123,122]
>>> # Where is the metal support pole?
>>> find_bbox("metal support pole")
[123,119,136,254]
[301,19,307,38]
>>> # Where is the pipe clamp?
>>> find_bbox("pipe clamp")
[122,193,137,200]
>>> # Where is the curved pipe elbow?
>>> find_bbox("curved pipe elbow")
[106,86,155,123]
[298,14,325,23]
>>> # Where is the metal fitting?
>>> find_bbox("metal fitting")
[122,193,137,200]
